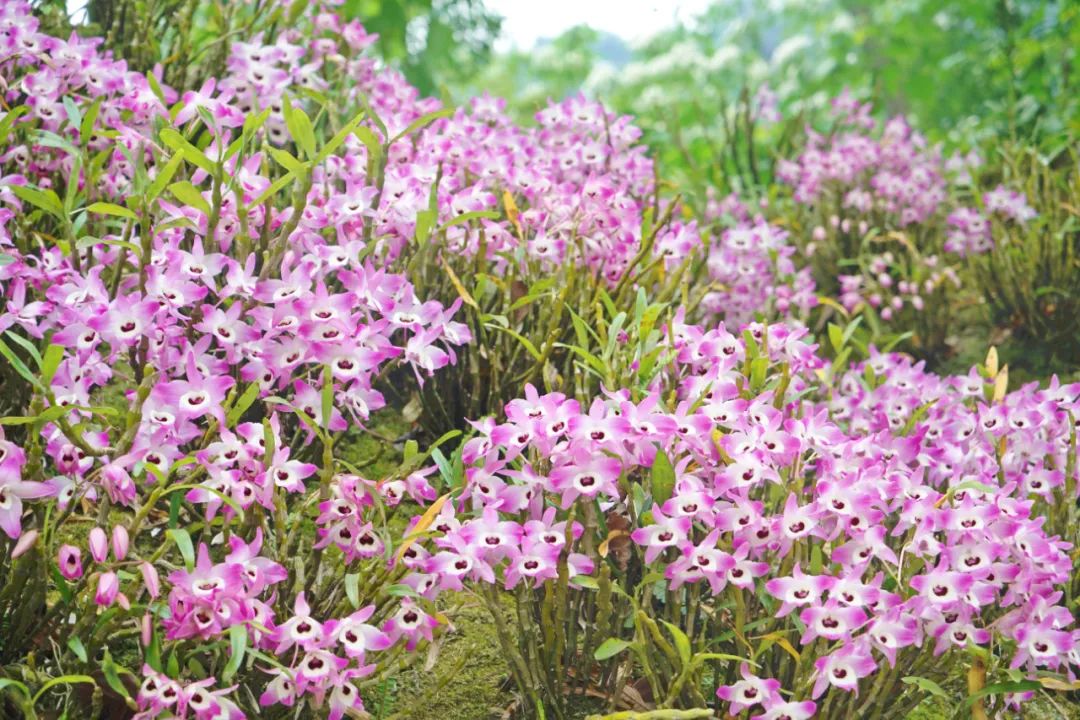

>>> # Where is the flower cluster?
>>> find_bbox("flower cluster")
[701,215,817,324]
[0,1,482,715]
[405,316,1080,714]
[777,92,948,227]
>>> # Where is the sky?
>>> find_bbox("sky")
[485,0,714,51]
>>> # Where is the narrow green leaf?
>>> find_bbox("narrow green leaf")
[167,528,196,571]
[101,650,132,702]
[159,129,214,173]
[964,680,1041,706]
[431,448,453,487]
[147,151,186,202]
[80,96,104,143]
[226,383,261,427]
[594,638,632,661]
[0,337,43,390]
[9,184,64,218]
[168,181,212,216]
[223,624,247,683]
[66,637,88,663]
[650,448,676,506]
[390,108,454,145]
[345,573,360,608]
[0,106,29,145]
[438,210,500,232]
[283,99,316,158]
[85,202,136,220]
[31,674,96,705]
[901,676,948,699]
[321,365,334,431]
[660,620,692,666]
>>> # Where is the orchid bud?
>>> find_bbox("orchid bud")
[140,561,160,599]
[111,525,130,561]
[95,571,119,606]
[58,545,83,580]
[88,526,108,563]
[812,226,826,242]
[12,529,38,558]
[141,613,153,647]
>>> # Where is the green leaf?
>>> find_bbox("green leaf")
[101,650,132,702]
[268,146,304,173]
[80,96,104,143]
[593,638,632,661]
[964,680,1041,706]
[31,674,96,704]
[345,573,360,608]
[384,584,421,598]
[159,129,215,173]
[573,576,600,590]
[168,181,212,216]
[66,637,87,663]
[650,448,676,506]
[901,676,948,699]
[226,383,261,427]
[660,620,692,666]
[0,678,31,699]
[484,324,543,361]
[61,98,81,133]
[4,330,42,368]
[283,98,317,158]
[167,528,196,571]
[223,624,247,683]
[321,365,334,431]
[353,126,384,161]
[0,337,44,390]
[147,151,186,202]
[9,184,64,219]
[40,344,64,386]
[0,106,29,145]
[314,112,364,163]
[248,168,299,209]
[85,202,136,220]
[414,208,436,245]
[438,210,500,232]
[431,448,454,487]
[390,108,454,145]
[75,235,141,253]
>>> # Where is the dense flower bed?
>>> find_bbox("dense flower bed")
[0,1,1077,719]
[406,320,1079,716]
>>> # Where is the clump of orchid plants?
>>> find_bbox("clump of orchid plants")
[402,310,1080,718]
[0,2,477,717]
[771,90,1045,360]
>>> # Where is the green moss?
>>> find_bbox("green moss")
[338,408,413,481]
[384,597,514,720]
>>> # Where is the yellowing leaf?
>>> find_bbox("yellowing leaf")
[597,530,629,558]
[984,346,999,378]
[1039,677,1080,691]
[503,189,522,236]
[440,259,478,310]
[992,364,1008,403]
[396,493,451,563]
